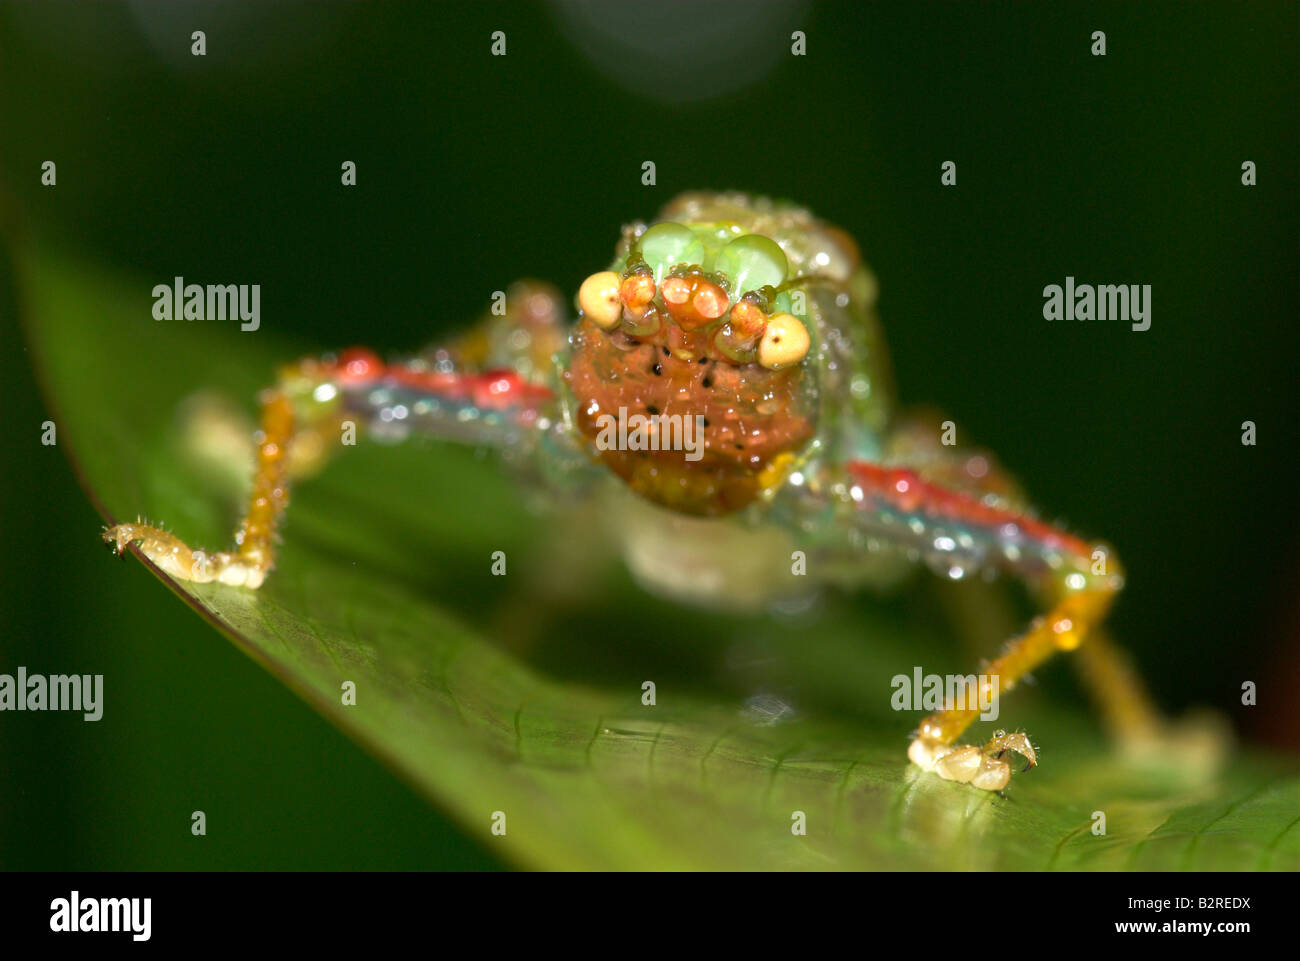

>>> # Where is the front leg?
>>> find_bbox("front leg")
[877,412,1181,757]
[104,385,303,587]
[793,458,1126,791]
[105,286,569,588]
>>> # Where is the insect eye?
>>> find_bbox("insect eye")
[578,271,623,329]
[714,234,788,298]
[758,313,810,370]
[638,222,704,283]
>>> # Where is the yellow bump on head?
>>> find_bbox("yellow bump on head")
[758,313,810,370]
[578,271,622,329]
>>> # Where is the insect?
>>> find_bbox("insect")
[105,191,1156,792]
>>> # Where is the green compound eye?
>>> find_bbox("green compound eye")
[638,222,704,284]
[714,234,788,297]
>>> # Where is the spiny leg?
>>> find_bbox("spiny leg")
[795,458,1126,791]
[882,412,1166,752]
[104,340,560,588]
[104,383,302,587]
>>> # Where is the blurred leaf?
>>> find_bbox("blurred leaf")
[19,243,1299,870]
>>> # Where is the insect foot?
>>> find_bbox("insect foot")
[103,521,266,588]
[908,729,1038,792]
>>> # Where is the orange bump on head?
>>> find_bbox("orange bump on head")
[728,299,768,339]
[661,276,730,331]
[619,273,656,318]
[660,276,691,305]
[692,286,727,321]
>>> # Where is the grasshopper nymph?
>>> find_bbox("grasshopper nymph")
[107,191,1169,792]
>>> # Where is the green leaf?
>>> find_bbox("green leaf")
[19,243,1299,870]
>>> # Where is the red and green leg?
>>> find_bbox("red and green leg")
[104,344,559,588]
[879,414,1166,742]
[827,459,1131,790]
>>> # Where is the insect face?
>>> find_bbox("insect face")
[566,221,818,515]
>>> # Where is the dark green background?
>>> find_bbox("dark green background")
[1,1,1296,870]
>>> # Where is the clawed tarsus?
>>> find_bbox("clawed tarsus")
[909,729,1038,793]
